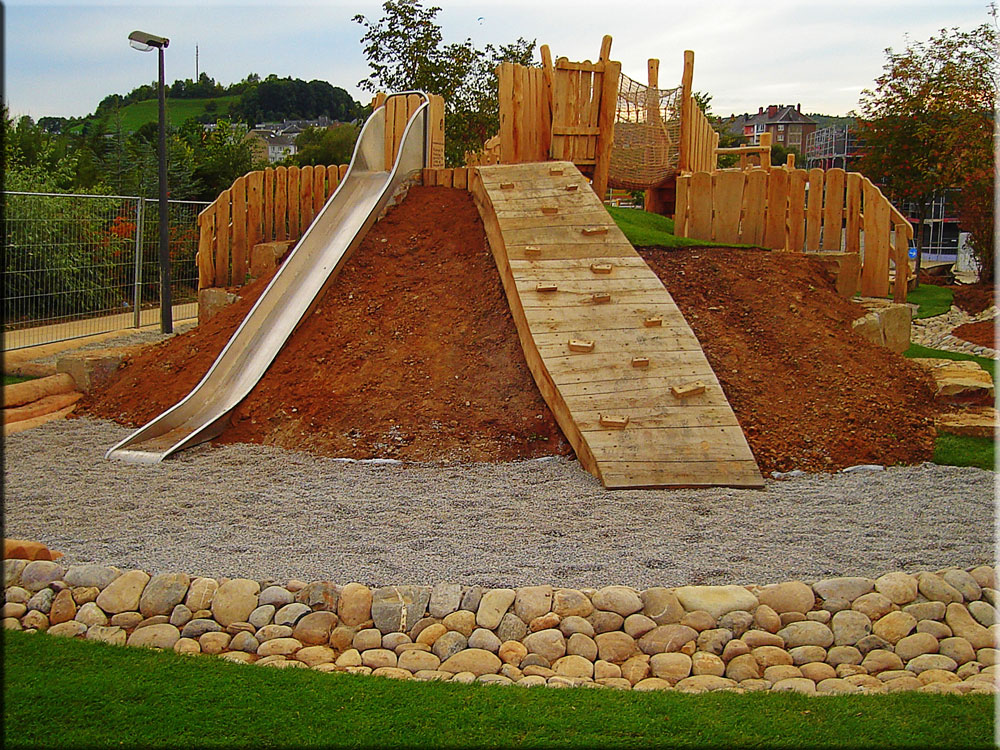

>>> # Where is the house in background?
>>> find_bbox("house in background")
[722,104,817,152]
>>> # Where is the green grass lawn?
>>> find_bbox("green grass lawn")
[3,631,994,749]
[606,206,751,249]
[907,284,954,319]
[933,432,995,471]
[904,343,996,471]
[3,374,35,387]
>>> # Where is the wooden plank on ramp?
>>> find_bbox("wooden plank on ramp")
[471,161,764,489]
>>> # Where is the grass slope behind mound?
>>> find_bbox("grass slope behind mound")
[606,206,751,249]
[4,631,994,749]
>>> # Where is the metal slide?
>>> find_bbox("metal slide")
[107,94,431,463]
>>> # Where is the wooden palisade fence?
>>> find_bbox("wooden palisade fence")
[196,163,348,290]
[196,93,444,291]
[674,166,914,300]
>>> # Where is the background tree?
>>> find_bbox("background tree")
[354,0,535,165]
[294,124,360,166]
[856,23,996,281]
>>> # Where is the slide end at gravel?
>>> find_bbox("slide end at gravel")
[471,161,764,489]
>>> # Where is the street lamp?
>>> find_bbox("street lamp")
[128,30,172,334]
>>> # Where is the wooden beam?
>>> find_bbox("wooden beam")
[678,50,695,173]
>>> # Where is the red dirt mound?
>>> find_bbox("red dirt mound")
[952,320,997,350]
[638,248,937,473]
[82,187,571,462]
[85,187,938,475]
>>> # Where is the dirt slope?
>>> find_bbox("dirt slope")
[639,247,937,472]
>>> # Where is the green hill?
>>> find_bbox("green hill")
[69,95,240,134]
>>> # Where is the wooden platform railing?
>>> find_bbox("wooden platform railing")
[674,166,913,300]
[196,164,349,289]
[477,35,620,199]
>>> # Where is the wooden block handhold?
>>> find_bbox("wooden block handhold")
[565,184,579,192]
[550,167,565,175]
[671,381,706,399]
[500,182,515,190]
[524,245,541,257]
[631,357,650,368]
[643,317,663,327]
[592,293,611,304]
[568,339,595,353]
[599,414,629,429]
[582,227,608,236]
[536,283,558,293]
[590,263,612,274]
[541,206,559,215]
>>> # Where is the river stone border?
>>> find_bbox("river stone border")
[4,559,997,695]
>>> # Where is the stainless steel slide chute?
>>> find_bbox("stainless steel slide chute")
[107,93,431,463]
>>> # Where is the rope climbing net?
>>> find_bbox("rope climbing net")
[607,72,683,190]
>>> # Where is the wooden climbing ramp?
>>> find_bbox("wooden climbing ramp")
[471,161,764,489]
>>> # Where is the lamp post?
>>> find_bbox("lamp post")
[128,30,172,333]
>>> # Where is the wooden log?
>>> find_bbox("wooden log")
[759,132,772,170]
[712,170,745,245]
[805,168,824,251]
[327,164,340,197]
[274,167,287,242]
[498,62,515,163]
[247,170,263,254]
[197,209,215,289]
[688,170,714,241]
[860,180,891,297]
[512,62,524,163]
[3,391,82,424]
[384,96,397,171]
[821,167,846,251]
[845,172,862,254]
[786,168,807,251]
[216,189,231,285]
[263,167,275,241]
[592,59,620,201]
[678,50,694,172]
[394,94,408,163]
[287,166,300,239]
[674,174,690,236]
[300,165,314,229]
[740,169,767,246]
[429,94,445,168]
[3,403,76,436]
[3,372,76,408]
[230,175,248,285]
[313,163,326,215]
[763,167,789,250]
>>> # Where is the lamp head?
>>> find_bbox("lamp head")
[129,30,169,52]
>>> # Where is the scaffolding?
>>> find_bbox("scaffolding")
[804,125,859,170]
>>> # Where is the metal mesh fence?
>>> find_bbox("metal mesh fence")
[3,192,208,351]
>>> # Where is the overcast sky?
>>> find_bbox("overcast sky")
[4,0,991,121]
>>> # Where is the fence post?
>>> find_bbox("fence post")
[132,199,145,329]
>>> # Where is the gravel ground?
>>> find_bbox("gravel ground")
[20,322,198,369]
[4,416,995,589]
